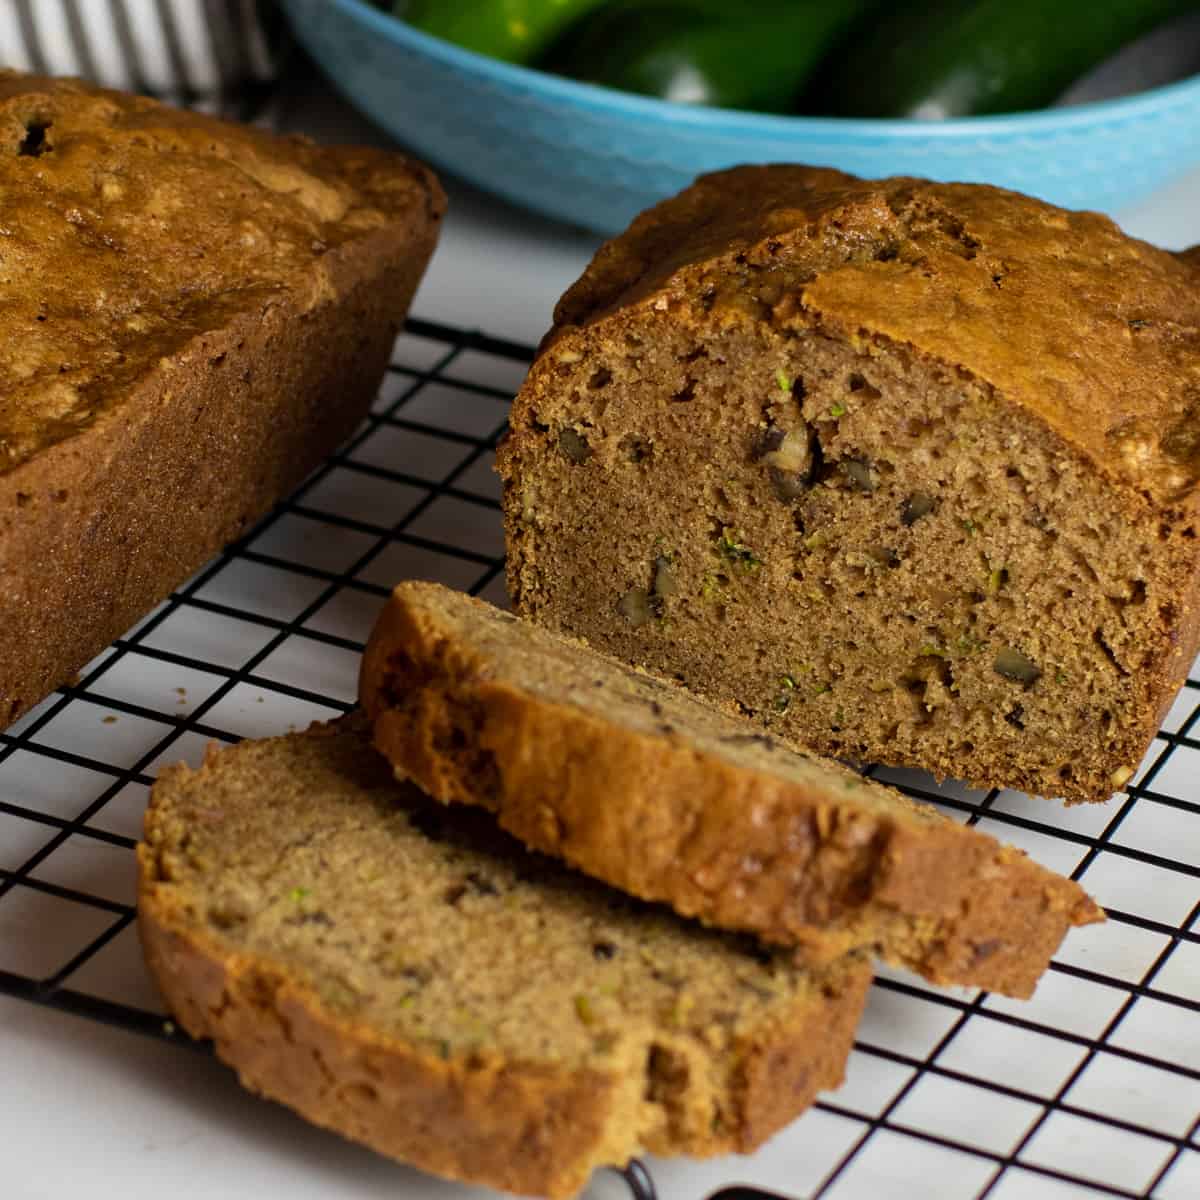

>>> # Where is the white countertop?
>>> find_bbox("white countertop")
[3,73,1199,1200]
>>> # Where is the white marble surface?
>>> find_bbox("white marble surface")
[3,69,1199,1200]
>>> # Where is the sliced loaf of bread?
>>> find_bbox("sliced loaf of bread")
[497,165,1200,804]
[138,716,871,1200]
[360,581,1102,999]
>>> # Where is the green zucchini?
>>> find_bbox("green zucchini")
[817,0,1200,118]
[544,0,875,113]
[395,0,612,65]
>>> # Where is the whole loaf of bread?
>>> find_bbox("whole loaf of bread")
[500,165,1200,803]
[0,72,444,726]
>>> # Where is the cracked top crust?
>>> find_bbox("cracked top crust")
[546,164,1200,508]
[0,71,440,473]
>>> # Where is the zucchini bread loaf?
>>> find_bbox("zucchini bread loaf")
[0,72,444,727]
[499,165,1200,804]
[139,716,870,1199]
[360,581,1101,998]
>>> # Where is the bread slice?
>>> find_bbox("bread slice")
[497,164,1200,803]
[0,72,444,727]
[360,582,1102,999]
[138,716,871,1200]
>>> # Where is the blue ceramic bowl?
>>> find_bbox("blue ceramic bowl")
[281,0,1200,235]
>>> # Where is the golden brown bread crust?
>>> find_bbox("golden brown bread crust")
[138,718,871,1198]
[500,166,1200,803]
[361,582,1101,998]
[0,73,445,726]
[545,164,1200,508]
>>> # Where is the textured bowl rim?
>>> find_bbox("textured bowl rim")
[328,0,1200,134]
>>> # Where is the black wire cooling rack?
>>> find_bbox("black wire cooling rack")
[1,317,1197,1200]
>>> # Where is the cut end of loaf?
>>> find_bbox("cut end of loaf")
[499,167,1200,805]
[501,301,1194,805]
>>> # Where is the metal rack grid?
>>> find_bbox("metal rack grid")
[1,317,1197,1200]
